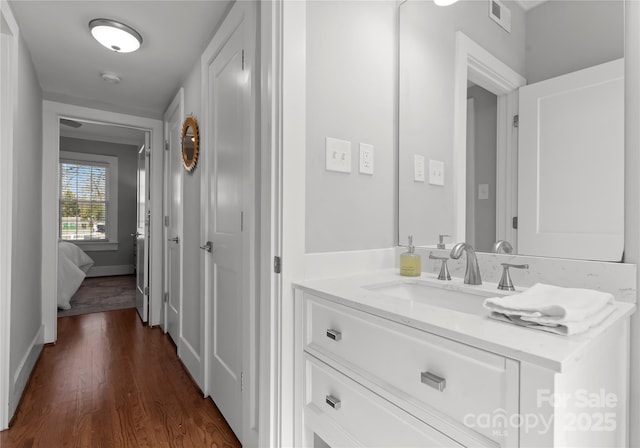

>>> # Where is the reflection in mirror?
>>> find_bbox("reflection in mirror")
[181,116,199,172]
[399,0,624,261]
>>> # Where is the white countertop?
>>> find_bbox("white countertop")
[293,270,636,372]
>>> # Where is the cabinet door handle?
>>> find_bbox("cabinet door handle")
[421,371,446,392]
[325,395,341,410]
[326,329,342,341]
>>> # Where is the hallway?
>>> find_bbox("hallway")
[0,309,240,448]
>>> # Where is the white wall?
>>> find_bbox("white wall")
[9,30,43,417]
[525,0,624,84]
[398,0,526,247]
[59,137,138,270]
[305,0,397,253]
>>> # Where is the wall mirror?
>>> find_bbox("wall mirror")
[398,0,624,261]
[182,116,199,172]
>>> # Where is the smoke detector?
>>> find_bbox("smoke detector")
[100,72,121,84]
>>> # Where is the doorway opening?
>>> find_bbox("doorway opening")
[56,119,147,319]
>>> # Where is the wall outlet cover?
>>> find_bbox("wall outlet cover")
[429,159,445,186]
[414,155,425,182]
[478,183,489,200]
[326,137,352,173]
[359,143,374,175]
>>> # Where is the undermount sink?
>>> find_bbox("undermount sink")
[364,280,496,316]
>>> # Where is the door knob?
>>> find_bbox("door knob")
[168,236,179,243]
[200,241,213,253]
[131,232,141,238]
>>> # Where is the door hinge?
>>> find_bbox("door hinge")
[512,216,518,229]
[240,211,244,232]
[274,256,282,274]
[144,286,149,296]
[241,371,244,392]
[513,115,519,128]
[164,140,169,151]
[164,292,168,303]
[164,215,169,227]
[241,50,245,71]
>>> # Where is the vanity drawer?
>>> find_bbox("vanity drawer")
[304,293,519,445]
[304,353,462,448]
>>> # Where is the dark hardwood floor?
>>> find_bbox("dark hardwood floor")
[0,309,241,448]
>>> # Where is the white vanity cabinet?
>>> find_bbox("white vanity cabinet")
[294,282,632,448]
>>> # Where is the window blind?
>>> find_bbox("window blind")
[59,161,109,241]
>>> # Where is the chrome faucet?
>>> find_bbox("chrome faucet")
[491,240,513,254]
[450,242,482,285]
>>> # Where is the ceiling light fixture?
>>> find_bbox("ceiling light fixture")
[434,0,459,5]
[89,18,142,53]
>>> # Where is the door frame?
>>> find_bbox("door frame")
[0,0,19,430]
[42,101,164,343]
[163,87,184,335]
[453,32,526,247]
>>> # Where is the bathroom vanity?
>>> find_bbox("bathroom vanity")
[293,272,634,447]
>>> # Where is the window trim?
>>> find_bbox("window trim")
[59,150,119,251]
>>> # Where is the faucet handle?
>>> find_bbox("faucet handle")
[429,253,451,281]
[437,234,451,249]
[501,263,528,269]
[498,263,529,291]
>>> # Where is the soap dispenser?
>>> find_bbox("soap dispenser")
[400,235,421,277]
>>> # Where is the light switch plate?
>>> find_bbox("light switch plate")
[326,137,352,173]
[429,159,445,186]
[478,183,489,200]
[414,155,425,182]
[359,143,374,175]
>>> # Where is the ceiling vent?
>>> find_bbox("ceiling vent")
[489,0,512,33]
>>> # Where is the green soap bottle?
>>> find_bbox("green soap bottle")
[400,235,421,277]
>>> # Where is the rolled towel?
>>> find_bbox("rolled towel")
[489,303,615,336]
[483,283,613,322]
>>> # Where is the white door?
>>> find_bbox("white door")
[518,59,624,261]
[204,23,249,440]
[136,136,150,321]
[165,103,182,342]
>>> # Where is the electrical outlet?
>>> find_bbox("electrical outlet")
[359,143,374,175]
[414,155,425,182]
[429,160,445,186]
[326,137,352,173]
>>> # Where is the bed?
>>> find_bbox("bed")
[58,241,94,310]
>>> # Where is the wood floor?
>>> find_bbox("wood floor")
[0,309,241,448]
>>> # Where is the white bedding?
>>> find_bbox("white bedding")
[58,241,94,310]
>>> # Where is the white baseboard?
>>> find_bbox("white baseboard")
[10,325,44,417]
[86,264,134,277]
[178,336,203,392]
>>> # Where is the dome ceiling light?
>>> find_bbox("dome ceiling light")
[89,18,142,53]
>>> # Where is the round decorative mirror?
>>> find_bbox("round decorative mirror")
[181,116,199,172]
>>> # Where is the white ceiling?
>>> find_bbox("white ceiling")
[9,0,232,120]
[60,120,146,147]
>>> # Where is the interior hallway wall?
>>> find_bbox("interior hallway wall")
[9,27,43,417]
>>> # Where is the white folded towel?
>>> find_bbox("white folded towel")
[489,304,615,336]
[483,283,613,322]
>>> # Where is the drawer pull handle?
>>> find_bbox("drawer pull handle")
[421,371,446,392]
[326,329,342,341]
[325,395,341,410]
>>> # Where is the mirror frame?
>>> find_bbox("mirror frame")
[181,116,200,172]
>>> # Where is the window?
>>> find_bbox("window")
[59,151,118,250]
